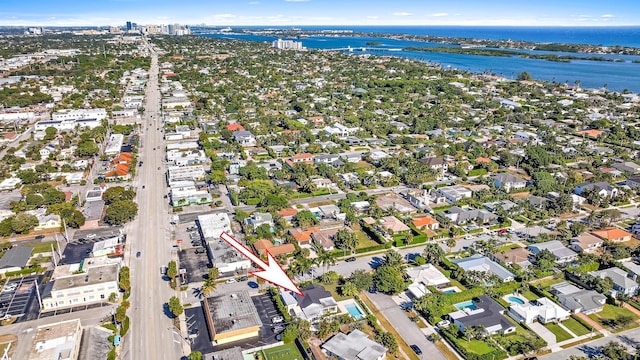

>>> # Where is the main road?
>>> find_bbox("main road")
[126,39,183,360]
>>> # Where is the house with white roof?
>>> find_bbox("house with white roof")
[453,254,515,282]
[508,297,570,324]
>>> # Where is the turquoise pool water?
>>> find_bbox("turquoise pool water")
[454,300,477,311]
[443,289,457,295]
[508,296,525,305]
[346,303,365,320]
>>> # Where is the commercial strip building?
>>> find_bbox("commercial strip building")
[41,262,120,311]
[203,291,262,345]
[27,319,82,360]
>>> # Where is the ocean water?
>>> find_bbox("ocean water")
[211,26,640,47]
[199,27,640,92]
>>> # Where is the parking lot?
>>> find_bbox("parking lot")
[0,276,41,322]
[62,231,125,264]
[184,306,215,355]
[177,247,211,283]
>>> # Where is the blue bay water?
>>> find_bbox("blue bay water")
[200,27,640,92]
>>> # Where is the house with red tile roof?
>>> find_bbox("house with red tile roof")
[289,227,320,245]
[411,215,440,231]
[284,153,314,167]
[253,239,296,257]
[592,228,633,243]
[104,152,132,180]
[226,123,245,132]
[577,129,604,139]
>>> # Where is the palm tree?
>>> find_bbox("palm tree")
[446,238,456,253]
[201,277,217,296]
[317,250,337,274]
[382,250,405,271]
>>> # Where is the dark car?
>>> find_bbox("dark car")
[410,345,422,355]
[238,276,248,281]
[247,281,259,289]
[136,251,141,258]
[345,256,357,262]
[195,248,206,254]
[35,235,45,240]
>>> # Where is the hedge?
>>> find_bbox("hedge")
[121,316,130,336]
[360,222,386,244]
[571,313,596,331]
[245,198,261,206]
[354,295,371,316]
[268,287,292,322]
[355,242,393,254]
[4,267,46,277]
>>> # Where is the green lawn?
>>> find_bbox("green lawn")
[521,290,539,301]
[588,304,639,330]
[534,278,565,289]
[262,342,304,360]
[562,317,592,336]
[597,304,638,321]
[544,323,573,342]
[24,241,58,254]
[322,282,352,301]
[459,339,495,355]
[355,230,381,249]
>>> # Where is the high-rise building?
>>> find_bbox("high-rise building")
[167,24,175,35]
[126,21,132,31]
[272,38,304,50]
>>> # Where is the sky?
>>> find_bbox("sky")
[1,0,639,27]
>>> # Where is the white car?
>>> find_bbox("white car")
[225,279,236,284]
[272,316,284,324]
[86,234,97,239]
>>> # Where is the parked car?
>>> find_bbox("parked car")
[35,235,45,240]
[273,325,285,334]
[136,251,141,258]
[160,266,167,275]
[345,257,356,262]
[410,345,422,355]
[195,248,206,254]
[86,234,97,239]
[238,276,248,281]
[225,279,236,284]
[272,316,284,324]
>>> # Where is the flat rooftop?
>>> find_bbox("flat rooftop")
[204,291,261,335]
[29,319,81,360]
[52,263,118,291]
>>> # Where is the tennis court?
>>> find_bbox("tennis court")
[262,343,303,360]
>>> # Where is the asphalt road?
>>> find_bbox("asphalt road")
[126,41,182,360]
[366,292,445,360]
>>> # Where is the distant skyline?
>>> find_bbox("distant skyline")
[1,0,640,27]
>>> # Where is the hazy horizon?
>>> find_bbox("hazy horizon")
[2,0,639,27]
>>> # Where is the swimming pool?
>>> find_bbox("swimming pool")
[443,289,457,294]
[508,296,525,305]
[454,300,477,311]
[346,303,365,320]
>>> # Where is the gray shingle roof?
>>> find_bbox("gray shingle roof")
[0,247,32,270]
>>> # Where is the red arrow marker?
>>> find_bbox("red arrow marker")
[219,232,303,296]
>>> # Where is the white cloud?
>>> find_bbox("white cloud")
[392,12,412,16]
[601,14,615,18]
[431,13,448,17]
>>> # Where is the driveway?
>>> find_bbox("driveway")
[529,322,557,346]
[365,292,446,360]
